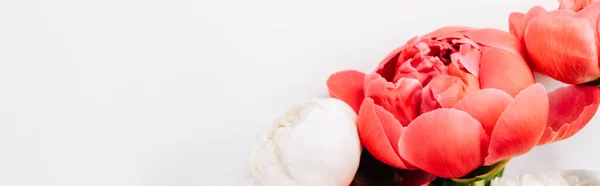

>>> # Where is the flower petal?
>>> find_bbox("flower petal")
[420,63,480,114]
[327,70,366,113]
[537,85,600,145]
[398,108,488,178]
[423,75,462,110]
[420,84,441,114]
[434,75,478,108]
[421,26,474,40]
[364,73,422,126]
[559,0,600,12]
[509,12,526,39]
[509,6,548,41]
[524,6,549,26]
[524,12,600,84]
[576,0,600,19]
[357,98,413,169]
[458,44,482,77]
[479,47,534,97]
[376,37,420,81]
[576,0,600,51]
[464,28,522,56]
[454,89,514,136]
[485,84,548,165]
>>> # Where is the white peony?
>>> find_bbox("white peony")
[491,170,600,186]
[247,98,362,186]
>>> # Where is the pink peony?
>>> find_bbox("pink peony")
[327,26,600,181]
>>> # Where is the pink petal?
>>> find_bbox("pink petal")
[327,70,366,113]
[434,32,468,40]
[376,37,420,81]
[524,6,549,25]
[509,5,548,40]
[464,28,523,56]
[510,6,548,41]
[560,0,600,12]
[398,108,488,178]
[364,73,422,126]
[478,47,534,97]
[458,45,482,77]
[576,0,600,18]
[420,63,480,114]
[454,89,514,136]
[576,0,600,52]
[453,38,481,48]
[420,74,457,114]
[485,84,548,165]
[509,12,526,39]
[524,12,600,84]
[357,98,413,169]
[420,84,441,114]
[426,75,462,108]
[421,26,474,40]
[537,85,600,145]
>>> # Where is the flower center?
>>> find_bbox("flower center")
[387,37,482,113]
[390,37,481,85]
[424,40,462,66]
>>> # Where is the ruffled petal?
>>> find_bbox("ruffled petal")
[376,37,420,81]
[576,0,600,52]
[327,70,366,113]
[524,11,600,84]
[524,6,549,25]
[576,0,600,19]
[426,75,463,108]
[357,98,413,169]
[478,47,534,97]
[420,62,480,113]
[420,83,441,114]
[398,108,488,178]
[559,0,600,12]
[364,73,422,126]
[485,84,548,165]
[509,12,526,39]
[454,89,514,136]
[537,85,600,145]
[464,28,522,56]
[421,26,473,40]
[458,44,482,77]
[510,6,548,40]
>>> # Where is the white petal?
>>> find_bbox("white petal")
[492,170,600,186]
[249,98,361,186]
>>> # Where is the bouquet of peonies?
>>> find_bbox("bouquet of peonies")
[246,0,600,185]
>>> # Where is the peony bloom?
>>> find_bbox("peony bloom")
[327,27,600,181]
[248,98,361,186]
[509,0,600,84]
[491,170,600,186]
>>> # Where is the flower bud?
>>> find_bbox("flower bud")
[248,98,361,186]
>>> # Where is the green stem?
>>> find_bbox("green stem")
[429,160,508,186]
[429,168,504,186]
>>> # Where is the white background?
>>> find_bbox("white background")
[0,0,597,185]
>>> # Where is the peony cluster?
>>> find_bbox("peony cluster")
[247,0,600,185]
